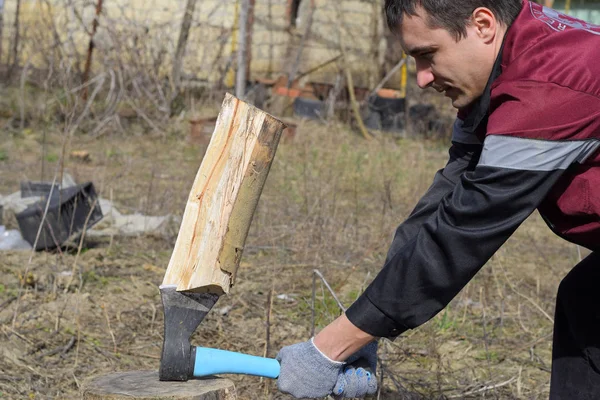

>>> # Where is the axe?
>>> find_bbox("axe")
[158,94,285,381]
[159,284,280,380]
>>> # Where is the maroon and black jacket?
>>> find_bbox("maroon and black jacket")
[346,1,600,338]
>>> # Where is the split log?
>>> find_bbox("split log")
[82,371,236,400]
[162,93,285,294]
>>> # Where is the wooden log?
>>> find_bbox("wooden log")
[82,371,236,400]
[162,93,285,294]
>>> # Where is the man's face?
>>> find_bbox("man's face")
[399,7,497,109]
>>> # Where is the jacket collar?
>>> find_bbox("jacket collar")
[461,40,506,134]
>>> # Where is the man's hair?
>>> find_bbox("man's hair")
[385,0,523,39]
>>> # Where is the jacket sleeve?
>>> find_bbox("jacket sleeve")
[385,119,482,263]
[345,131,600,338]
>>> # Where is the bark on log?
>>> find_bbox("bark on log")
[82,371,236,400]
[162,93,285,294]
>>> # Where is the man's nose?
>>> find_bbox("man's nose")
[416,63,435,89]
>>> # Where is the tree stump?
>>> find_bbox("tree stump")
[83,371,237,400]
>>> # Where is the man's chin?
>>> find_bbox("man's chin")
[451,95,476,110]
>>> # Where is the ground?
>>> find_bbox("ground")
[0,109,589,399]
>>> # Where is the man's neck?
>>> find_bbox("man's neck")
[493,25,509,62]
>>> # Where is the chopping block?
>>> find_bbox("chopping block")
[82,371,236,400]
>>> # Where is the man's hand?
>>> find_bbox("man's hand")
[276,338,345,398]
[333,341,378,398]
[276,314,378,398]
[276,338,378,398]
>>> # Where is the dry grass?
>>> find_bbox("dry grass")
[0,93,587,400]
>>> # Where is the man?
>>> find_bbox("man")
[276,0,600,399]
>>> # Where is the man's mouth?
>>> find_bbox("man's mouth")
[444,87,459,98]
[432,84,459,99]
[433,84,451,93]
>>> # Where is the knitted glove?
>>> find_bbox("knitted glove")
[333,341,378,398]
[276,338,344,398]
[276,339,378,399]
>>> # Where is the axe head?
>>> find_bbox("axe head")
[159,284,219,381]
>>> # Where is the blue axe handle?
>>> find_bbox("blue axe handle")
[193,347,280,378]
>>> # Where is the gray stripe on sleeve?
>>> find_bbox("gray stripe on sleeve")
[451,119,482,145]
[479,135,600,171]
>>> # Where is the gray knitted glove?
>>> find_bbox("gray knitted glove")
[276,339,378,399]
[332,341,378,398]
[276,338,344,398]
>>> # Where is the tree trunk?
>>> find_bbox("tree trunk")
[82,0,103,100]
[287,0,315,87]
[0,0,5,67]
[172,0,198,90]
[245,0,255,83]
[381,5,404,84]
[235,0,250,98]
[370,0,381,88]
[7,0,20,80]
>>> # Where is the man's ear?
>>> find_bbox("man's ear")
[471,7,498,43]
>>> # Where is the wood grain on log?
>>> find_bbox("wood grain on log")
[162,93,285,294]
[82,371,236,400]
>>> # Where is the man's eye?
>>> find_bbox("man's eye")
[421,52,434,60]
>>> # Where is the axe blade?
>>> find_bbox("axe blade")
[159,284,219,381]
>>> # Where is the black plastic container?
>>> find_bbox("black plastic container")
[293,97,326,120]
[16,182,103,250]
[365,95,406,133]
[20,181,60,198]
[368,95,406,116]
